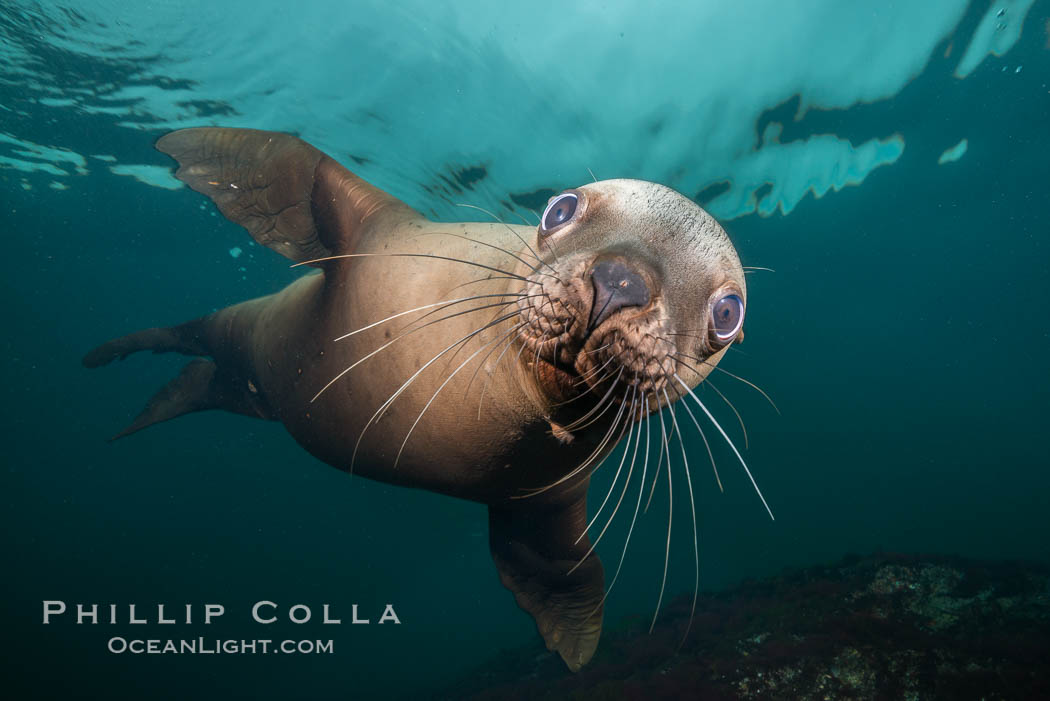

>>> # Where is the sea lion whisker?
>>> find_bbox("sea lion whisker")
[462,322,526,400]
[439,296,537,372]
[453,203,542,262]
[660,332,707,344]
[587,294,616,335]
[664,350,750,450]
[511,324,533,371]
[314,300,527,402]
[574,386,638,546]
[643,373,673,513]
[588,395,651,617]
[546,359,621,410]
[546,356,618,410]
[669,382,722,492]
[476,328,529,418]
[662,386,700,647]
[572,348,625,388]
[348,310,521,471]
[517,380,628,498]
[557,379,624,434]
[703,378,749,450]
[394,322,526,469]
[580,365,617,389]
[584,342,613,356]
[549,392,632,492]
[539,226,561,263]
[674,374,774,521]
[333,292,529,342]
[395,292,539,337]
[560,342,624,393]
[291,252,532,284]
[514,293,564,375]
[644,425,666,512]
[413,231,563,283]
[569,394,645,574]
[560,367,625,432]
[505,208,533,227]
[649,391,674,634]
[672,351,779,414]
[443,275,526,294]
[535,292,565,332]
[742,266,775,272]
[416,229,542,269]
[532,337,543,384]
[453,203,562,278]
[560,365,624,428]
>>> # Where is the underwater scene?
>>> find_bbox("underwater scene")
[2,0,1049,698]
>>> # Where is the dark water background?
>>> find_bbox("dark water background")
[2,1,1048,698]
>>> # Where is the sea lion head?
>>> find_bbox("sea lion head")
[516,179,745,415]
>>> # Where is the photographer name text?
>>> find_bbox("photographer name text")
[42,600,400,626]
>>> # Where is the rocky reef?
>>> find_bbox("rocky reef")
[440,554,1050,699]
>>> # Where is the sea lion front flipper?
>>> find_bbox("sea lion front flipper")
[488,497,605,671]
[156,128,419,265]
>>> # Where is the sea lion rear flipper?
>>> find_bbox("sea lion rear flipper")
[488,497,605,671]
[107,359,270,441]
[82,322,206,368]
[156,128,420,265]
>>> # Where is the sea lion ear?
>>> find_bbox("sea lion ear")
[488,497,605,671]
[156,128,419,266]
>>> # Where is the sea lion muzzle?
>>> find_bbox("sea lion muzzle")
[587,259,651,332]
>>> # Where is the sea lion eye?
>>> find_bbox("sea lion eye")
[710,293,744,344]
[540,193,578,232]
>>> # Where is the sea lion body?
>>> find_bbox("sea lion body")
[199,219,602,503]
[84,128,747,670]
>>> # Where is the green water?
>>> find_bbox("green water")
[2,1,1048,698]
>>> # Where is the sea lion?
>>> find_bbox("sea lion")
[83,127,752,670]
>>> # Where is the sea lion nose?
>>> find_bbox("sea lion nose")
[588,260,651,331]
